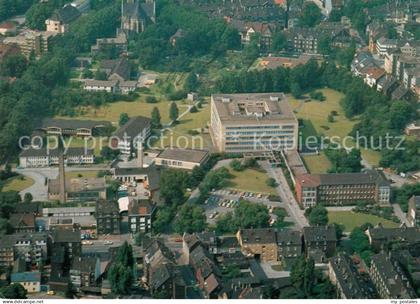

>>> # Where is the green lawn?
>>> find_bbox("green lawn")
[289,88,381,167]
[224,167,277,195]
[302,152,331,174]
[154,101,213,149]
[65,171,101,179]
[2,175,34,192]
[328,211,399,232]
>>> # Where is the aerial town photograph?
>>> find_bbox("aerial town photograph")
[0,0,418,302]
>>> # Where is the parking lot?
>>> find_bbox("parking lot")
[204,189,295,227]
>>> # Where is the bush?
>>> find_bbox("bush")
[187,129,200,136]
[230,159,243,171]
[168,90,186,100]
[190,105,198,113]
[266,177,277,188]
[309,91,326,101]
[145,96,158,103]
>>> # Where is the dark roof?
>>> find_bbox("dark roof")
[100,58,130,80]
[190,245,221,279]
[303,226,337,243]
[114,164,160,191]
[150,263,172,290]
[96,200,120,216]
[12,202,42,214]
[329,254,374,299]
[71,257,97,272]
[122,0,140,18]
[51,229,81,243]
[157,148,209,164]
[276,230,301,246]
[41,118,110,130]
[112,116,151,141]
[371,252,417,298]
[128,199,156,216]
[20,147,94,158]
[298,170,389,187]
[391,84,410,100]
[50,5,81,24]
[368,226,420,244]
[9,213,35,229]
[0,232,48,248]
[239,228,277,244]
[11,272,41,283]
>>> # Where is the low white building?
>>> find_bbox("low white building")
[19,147,94,168]
[84,79,118,93]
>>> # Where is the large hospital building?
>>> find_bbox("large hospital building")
[210,93,298,153]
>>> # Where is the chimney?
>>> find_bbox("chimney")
[58,140,66,204]
[137,142,144,168]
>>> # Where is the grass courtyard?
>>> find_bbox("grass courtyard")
[289,88,381,171]
[302,152,332,174]
[154,101,213,149]
[65,170,101,179]
[224,167,277,195]
[328,211,399,232]
[1,175,34,192]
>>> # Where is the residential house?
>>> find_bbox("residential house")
[50,229,82,260]
[0,21,17,35]
[128,199,156,233]
[91,32,128,54]
[364,67,386,88]
[95,200,121,235]
[230,20,275,49]
[366,225,420,251]
[391,84,411,101]
[70,257,101,293]
[189,244,222,298]
[328,253,376,299]
[110,116,151,156]
[11,272,41,293]
[370,252,417,299]
[407,195,420,227]
[236,228,278,262]
[155,148,209,170]
[302,226,337,263]
[119,80,138,94]
[396,54,420,81]
[405,121,420,138]
[9,213,36,233]
[276,230,302,260]
[286,27,319,54]
[45,5,81,33]
[376,37,398,56]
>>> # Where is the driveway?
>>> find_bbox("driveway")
[392,204,410,226]
[260,161,308,230]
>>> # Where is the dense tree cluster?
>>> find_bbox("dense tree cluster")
[325,148,362,173]
[215,200,270,234]
[26,0,70,30]
[305,205,329,226]
[135,0,240,71]
[107,242,134,295]
[173,204,207,233]
[0,0,37,23]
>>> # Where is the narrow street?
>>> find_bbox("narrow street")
[260,161,308,230]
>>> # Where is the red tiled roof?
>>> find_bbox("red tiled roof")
[296,174,321,187]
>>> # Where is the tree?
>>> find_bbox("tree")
[151,107,161,128]
[230,159,243,171]
[318,34,332,55]
[153,206,174,233]
[82,68,94,79]
[100,146,119,160]
[169,102,179,122]
[271,31,287,52]
[184,72,199,92]
[291,82,302,98]
[233,200,270,229]
[299,2,322,27]
[189,105,198,113]
[159,169,189,205]
[0,283,27,299]
[108,241,134,294]
[23,192,33,203]
[266,177,277,188]
[349,227,373,263]
[119,113,129,127]
[94,70,108,80]
[0,54,27,78]
[307,205,328,226]
[174,204,207,233]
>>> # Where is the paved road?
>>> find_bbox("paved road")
[14,165,110,201]
[260,161,308,230]
[392,204,410,226]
